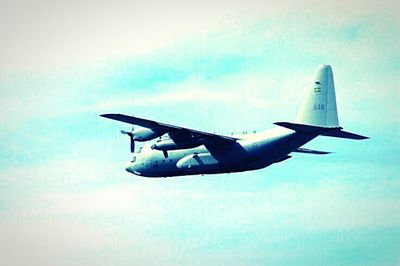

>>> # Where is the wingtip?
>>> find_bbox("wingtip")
[352,134,369,140]
[352,135,369,140]
[100,113,117,118]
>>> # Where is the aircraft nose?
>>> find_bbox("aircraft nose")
[125,161,134,173]
[125,161,142,176]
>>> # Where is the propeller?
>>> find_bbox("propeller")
[121,127,135,153]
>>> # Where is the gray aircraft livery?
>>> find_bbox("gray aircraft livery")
[101,65,368,177]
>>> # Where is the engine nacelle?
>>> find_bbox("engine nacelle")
[151,139,202,151]
[176,153,219,170]
[132,128,164,141]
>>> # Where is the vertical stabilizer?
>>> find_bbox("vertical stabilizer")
[296,65,339,128]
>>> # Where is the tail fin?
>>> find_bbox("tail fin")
[296,64,339,127]
[275,65,368,140]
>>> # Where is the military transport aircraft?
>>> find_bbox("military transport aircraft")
[101,65,368,177]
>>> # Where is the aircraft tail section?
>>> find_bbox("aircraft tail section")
[296,64,339,128]
[275,64,369,140]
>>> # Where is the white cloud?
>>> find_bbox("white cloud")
[1,0,398,72]
[1,0,398,130]
[2,154,399,231]
[84,71,309,126]
[0,0,239,72]
[0,149,399,265]
[0,219,112,266]
[0,216,182,266]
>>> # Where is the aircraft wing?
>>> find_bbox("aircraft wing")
[100,113,239,143]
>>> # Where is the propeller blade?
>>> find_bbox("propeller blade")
[130,138,135,153]
[121,129,135,153]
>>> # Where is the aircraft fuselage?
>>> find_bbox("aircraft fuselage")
[126,128,317,177]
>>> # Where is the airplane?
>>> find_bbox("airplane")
[101,64,368,178]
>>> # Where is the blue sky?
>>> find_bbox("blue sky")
[0,1,399,265]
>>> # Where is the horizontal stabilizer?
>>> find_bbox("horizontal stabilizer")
[274,122,337,133]
[294,148,331,155]
[274,122,368,140]
[321,129,369,140]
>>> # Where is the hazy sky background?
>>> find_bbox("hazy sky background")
[0,0,399,265]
